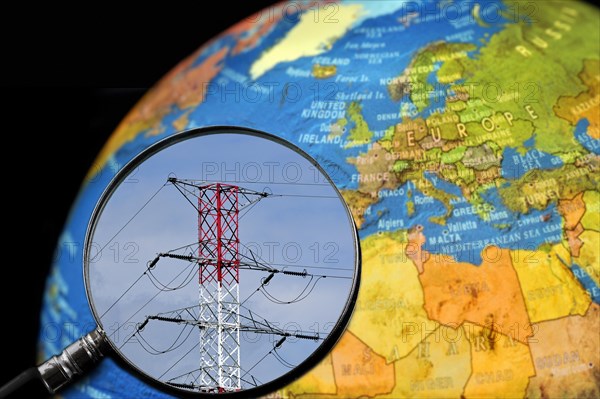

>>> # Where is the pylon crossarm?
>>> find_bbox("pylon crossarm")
[168,178,270,211]
[137,315,319,341]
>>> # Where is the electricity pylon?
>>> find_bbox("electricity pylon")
[133,178,320,393]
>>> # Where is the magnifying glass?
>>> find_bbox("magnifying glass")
[0,126,360,397]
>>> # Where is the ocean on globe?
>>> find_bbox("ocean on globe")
[41,1,599,398]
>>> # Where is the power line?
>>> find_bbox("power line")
[242,348,274,379]
[165,366,263,392]
[265,261,353,273]
[92,182,168,261]
[170,181,201,213]
[159,341,201,380]
[273,348,296,368]
[167,368,202,385]
[238,199,261,221]
[100,271,146,320]
[146,260,197,291]
[177,178,331,187]
[270,193,339,199]
[110,262,200,343]
[241,334,294,380]
[238,305,324,340]
[100,247,199,320]
[260,275,325,305]
[165,241,201,254]
[135,324,196,356]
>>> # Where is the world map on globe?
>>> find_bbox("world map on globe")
[40,0,599,398]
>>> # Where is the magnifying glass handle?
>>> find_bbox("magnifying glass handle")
[0,368,47,398]
[0,328,108,398]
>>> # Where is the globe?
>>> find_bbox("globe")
[41,1,599,398]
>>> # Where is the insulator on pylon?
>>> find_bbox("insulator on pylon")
[149,315,184,323]
[162,253,194,261]
[282,270,308,277]
[275,337,286,348]
[147,256,160,269]
[137,319,149,331]
[294,334,319,341]
[262,273,275,285]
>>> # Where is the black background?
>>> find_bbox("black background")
[0,2,275,392]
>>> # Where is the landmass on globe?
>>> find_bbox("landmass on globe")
[41,1,599,398]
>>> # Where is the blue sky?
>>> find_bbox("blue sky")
[87,132,358,391]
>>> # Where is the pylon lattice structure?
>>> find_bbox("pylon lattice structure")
[133,178,322,393]
[197,183,241,392]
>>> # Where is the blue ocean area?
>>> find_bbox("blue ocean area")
[571,263,600,304]
[574,118,600,155]
[332,0,509,134]
[501,145,563,179]
[426,181,564,264]
[425,171,462,196]
[361,176,564,265]
[359,181,445,240]
[185,0,513,190]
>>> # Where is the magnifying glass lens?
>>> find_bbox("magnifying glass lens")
[83,128,360,396]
